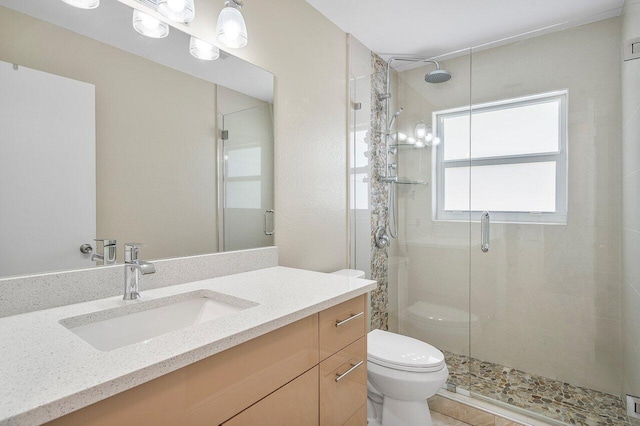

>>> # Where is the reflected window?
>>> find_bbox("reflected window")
[434,91,568,224]
[225,147,263,209]
[227,147,261,177]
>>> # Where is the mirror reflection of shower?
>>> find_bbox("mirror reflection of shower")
[375,57,452,247]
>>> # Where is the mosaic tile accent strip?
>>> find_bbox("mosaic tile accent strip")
[443,350,629,426]
[369,53,389,331]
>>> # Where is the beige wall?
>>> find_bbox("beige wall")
[395,18,622,394]
[622,0,640,400]
[119,0,349,272]
[0,6,219,262]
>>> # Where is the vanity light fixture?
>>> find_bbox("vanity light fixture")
[190,36,220,61]
[157,0,195,23]
[132,9,170,39]
[61,0,100,9]
[216,0,248,49]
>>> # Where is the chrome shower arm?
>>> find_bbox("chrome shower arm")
[385,57,441,97]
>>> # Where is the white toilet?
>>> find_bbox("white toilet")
[367,329,449,426]
[331,270,449,426]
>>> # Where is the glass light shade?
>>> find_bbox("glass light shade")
[426,132,434,142]
[397,132,408,142]
[132,10,170,39]
[407,137,417,144]
[61,0,100,9]
[216,5,248,48]
[432,136,442,146]
[415,122,428,139]
[190,36,220,61]
[415,141,426,148]
[157,0,195,23]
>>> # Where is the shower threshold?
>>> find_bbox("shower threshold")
[442,350,629,426]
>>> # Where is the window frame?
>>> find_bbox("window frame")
[432,90,569,225]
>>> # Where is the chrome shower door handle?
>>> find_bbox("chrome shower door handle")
[264,210,275,236]
[481,211,490,253]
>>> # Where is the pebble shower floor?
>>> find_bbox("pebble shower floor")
[443,351,629,426]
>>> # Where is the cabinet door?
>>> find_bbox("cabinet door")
[320,337,367,426]
[223,366,319,426]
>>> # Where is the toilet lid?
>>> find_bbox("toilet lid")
[367,329,446,372]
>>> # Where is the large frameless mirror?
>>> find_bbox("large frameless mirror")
[0,0,274,279]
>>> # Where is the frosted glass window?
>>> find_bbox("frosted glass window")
[442,114,470,161]
[443,100,560,161]
[471,101,559,158]
[226,147,261,178]
[225,181,261,209]
[445,163,556,213]
[435,91,568,224]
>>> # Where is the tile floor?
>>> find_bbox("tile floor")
[442,351,629,426]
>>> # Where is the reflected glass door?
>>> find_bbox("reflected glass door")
[222,104,274,251]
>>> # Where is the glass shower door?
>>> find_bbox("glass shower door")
[467,18,624,424]
[221,104,274,251]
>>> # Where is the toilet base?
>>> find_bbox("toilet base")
[368,395,433,426]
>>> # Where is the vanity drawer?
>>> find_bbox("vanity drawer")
[223,366,319,426]
[319,295,366,360]
[319,336,367,426]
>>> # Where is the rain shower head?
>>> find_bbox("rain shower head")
[425,69,452,83]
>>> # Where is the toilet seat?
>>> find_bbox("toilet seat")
[367,329,446,373]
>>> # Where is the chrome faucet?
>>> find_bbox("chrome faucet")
[91,238,117,265]
[123,243,155,300]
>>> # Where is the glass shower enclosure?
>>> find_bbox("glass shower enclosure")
[349,9,627,424]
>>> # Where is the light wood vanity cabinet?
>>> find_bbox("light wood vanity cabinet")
[48,295,367,426]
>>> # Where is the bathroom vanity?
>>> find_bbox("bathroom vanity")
[0,264,375,425]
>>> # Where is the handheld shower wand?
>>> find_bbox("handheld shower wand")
[388,107,404,131]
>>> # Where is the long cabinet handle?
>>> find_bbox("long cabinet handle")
[335,360,364,382]
[335,311,364,327]
[481,211,490,253]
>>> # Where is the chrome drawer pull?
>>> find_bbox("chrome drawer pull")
[335,311,364,327]
[335,360,364,382]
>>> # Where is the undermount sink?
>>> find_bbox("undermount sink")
[60,290,257,351]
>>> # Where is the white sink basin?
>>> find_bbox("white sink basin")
[60,290,257,351]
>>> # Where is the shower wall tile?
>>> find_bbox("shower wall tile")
[623,229,640,286]
[622,109,640,177]
[622,280,640,396]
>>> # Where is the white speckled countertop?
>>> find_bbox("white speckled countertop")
[0,266,376,426]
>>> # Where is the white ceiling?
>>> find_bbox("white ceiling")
[306,0,625,65]
[0,0,274,102]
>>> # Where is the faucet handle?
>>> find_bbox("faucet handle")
[95,238,116,246]
[124,243,145,262]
